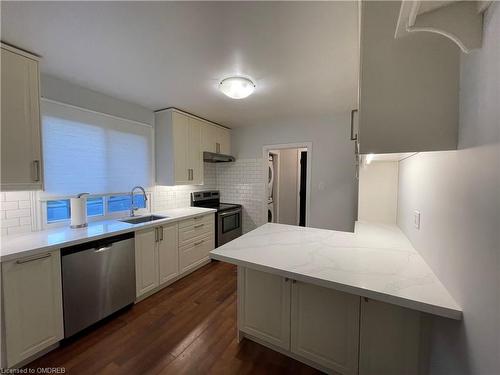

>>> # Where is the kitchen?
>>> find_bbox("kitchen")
[1,1,499,375]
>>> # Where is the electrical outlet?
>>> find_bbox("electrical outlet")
[414,210,421,230]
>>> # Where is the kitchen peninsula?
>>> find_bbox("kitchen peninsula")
[210,222,462,375]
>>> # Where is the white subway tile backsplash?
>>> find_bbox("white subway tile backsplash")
[217,158,266,233]
[0,192,35,236]
[5,191,30,201]
[0,201,18,211]
[5,208,31,219]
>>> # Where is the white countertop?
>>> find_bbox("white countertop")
[210,221,462,320]
[0,207,215,262]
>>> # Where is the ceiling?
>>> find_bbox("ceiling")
[1,1,359,128]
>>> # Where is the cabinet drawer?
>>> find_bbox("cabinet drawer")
[178,213,213,229]
[179,219,214,246]
[179,234,214,274]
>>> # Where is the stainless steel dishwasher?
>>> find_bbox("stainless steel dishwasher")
[61,232,135,338]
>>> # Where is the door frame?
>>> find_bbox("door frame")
[262,143,312,227]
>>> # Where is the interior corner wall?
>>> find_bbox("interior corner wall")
[229,114,357,232]
[396,4,500,374]
[358,161,398,224]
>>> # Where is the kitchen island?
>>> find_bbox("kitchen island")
[210,222,461,375]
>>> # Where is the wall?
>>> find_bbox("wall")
[230,114,357,232]
[0,192,37,236]
[276,148,298,225]
[41,74,155,126]
[358,161,398,224]
[397,4,500,374]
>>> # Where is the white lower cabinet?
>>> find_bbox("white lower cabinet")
[135,214,215,299]
[135,227,160,297]
[239,268,291,350]
[239,267,427,375]
[158,224,179,285]
[135,223,179,297]
[239,268,359,374]
[359,298,427,375]
[291,281,360,375]
[2,250,64,367]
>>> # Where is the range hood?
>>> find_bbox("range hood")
[203,151,235,163]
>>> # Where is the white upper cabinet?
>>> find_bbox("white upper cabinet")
[357,1,460,154]
[216,126,231,155]
[1,44,43,191]
[155,109,230,186]
[201,121,231,155]
[155,109,202,185]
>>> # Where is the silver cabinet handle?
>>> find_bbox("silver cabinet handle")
[16,252,51,264]
[154,227,159,242]
[194,240,203,246]
[188,168,194,181]
[94,245,112,253]
[160,226,164,241]
[193,216,203,220]
[350,109,358,141]
[216,142,221,153]
[284,277,290,282]
[194,223,204,229]
[33,160,41,182]
[292,279,297,284]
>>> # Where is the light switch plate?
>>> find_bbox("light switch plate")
[414,210,421,230]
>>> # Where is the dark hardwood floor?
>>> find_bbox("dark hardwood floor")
[26,261,322,374]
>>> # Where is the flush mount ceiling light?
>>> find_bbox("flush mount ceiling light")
[219,76,255,99]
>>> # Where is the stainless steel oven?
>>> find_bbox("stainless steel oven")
[218,207,242,246]
[191,190,242,247]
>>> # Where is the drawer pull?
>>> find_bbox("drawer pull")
[194,240,204,246]
[16,253,51,264]
[33,160,41,182]
[194,223,204,229]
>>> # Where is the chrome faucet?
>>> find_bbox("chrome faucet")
[130,186,148,217]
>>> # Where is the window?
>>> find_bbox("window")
[87,197,104,217]
[45,194,146,223]
[108,194,146,213]
[47,200,71,222]
[41,100,152,196]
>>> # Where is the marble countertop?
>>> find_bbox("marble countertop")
[0,207,215,262]
[210,221,462,320]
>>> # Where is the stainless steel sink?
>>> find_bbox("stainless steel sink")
[119,215,167,225]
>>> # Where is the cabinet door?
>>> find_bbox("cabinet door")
[172,111,190,184]
[201,123,217,153]
[358,1,458,153]
[216,127,231,155]
[290,281,360,375]
[158,223,179,285]
[188,118,203,184]
[239,267,291,350]
[2,250,63,367]
[135,227,159,297]
[359,298,427,375]
[1,47,43,191]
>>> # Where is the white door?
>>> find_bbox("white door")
[135,227,159,297]
[359,298,424,375]
[158,224,179,285]
[1,47,43,191]
[239,267,291,350]
[172,111,190,184]
[290,281,360,375]
[2,250,64,367]
[188,117,202,184]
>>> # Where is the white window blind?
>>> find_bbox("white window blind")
[41,100,153,196]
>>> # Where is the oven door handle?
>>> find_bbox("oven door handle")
[219,209,241,217]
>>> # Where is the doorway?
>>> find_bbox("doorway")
[263,143,311,227]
